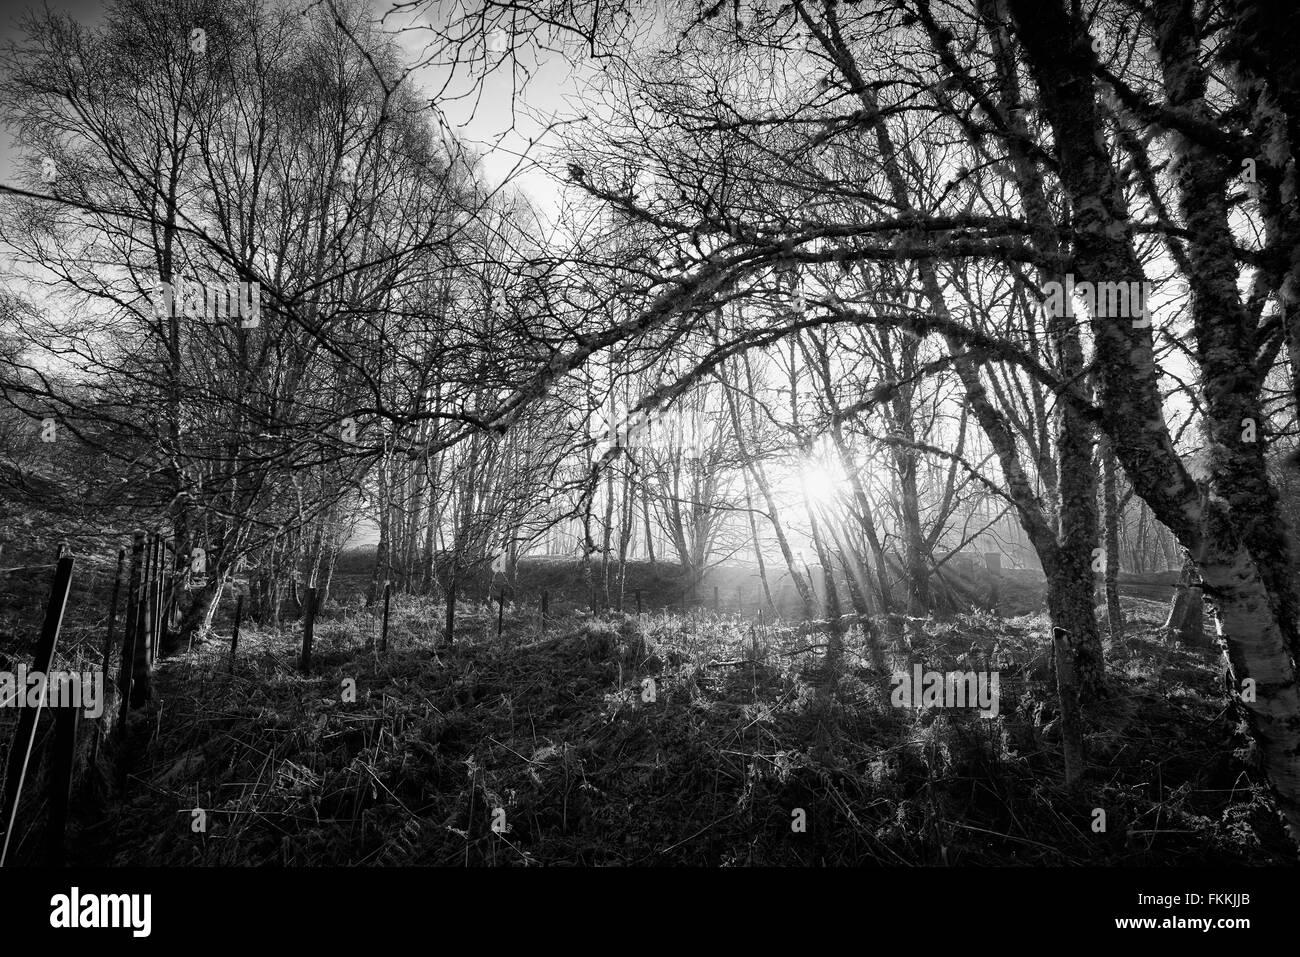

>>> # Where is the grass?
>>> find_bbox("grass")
[41,594,1292,866]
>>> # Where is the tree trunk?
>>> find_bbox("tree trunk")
[741,469,777,615]
[368,447,392,608]
[1009,0,1300,839]
[889,388,933,615]
[641,483,656,565]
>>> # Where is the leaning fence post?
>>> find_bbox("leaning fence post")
[380,582,392,653]
[44,706,78,867]
[229,593,243,673]
[1,554,74,866]
[300,587,317,674]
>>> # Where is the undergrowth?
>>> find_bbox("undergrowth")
[55,596,1292,866]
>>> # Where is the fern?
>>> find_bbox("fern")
[372,817,424,867]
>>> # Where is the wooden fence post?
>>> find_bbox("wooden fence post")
[98,548,124,695]
[136,532,152,690]
[300,587,317,674]
[117,531,145,742]
[1,554,74,866]
[713,586,720,613]
[44,706,78,867]
[141,531,162,703]
[1052,627,1086,788]
[444,577,457,646]
[249,579,262,625]
[540,589,548,619]
[142,533,155,668]
[635,590,642,616]
[88,547,125,769]
[380,582,392,653]
[163,536,175,646]
[150,534,163,663]
[165,537,181,636]
[497,591,505,639]
[229,594,243,673]
[129,530,156,707]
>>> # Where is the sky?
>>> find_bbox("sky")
[0,0,105,184]
[381,0,589,215]
[0,0,596,216]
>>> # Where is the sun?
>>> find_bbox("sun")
[800,462,846,506]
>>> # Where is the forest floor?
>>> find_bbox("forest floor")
[51,595,1292,866]
[0,515,1288,865]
